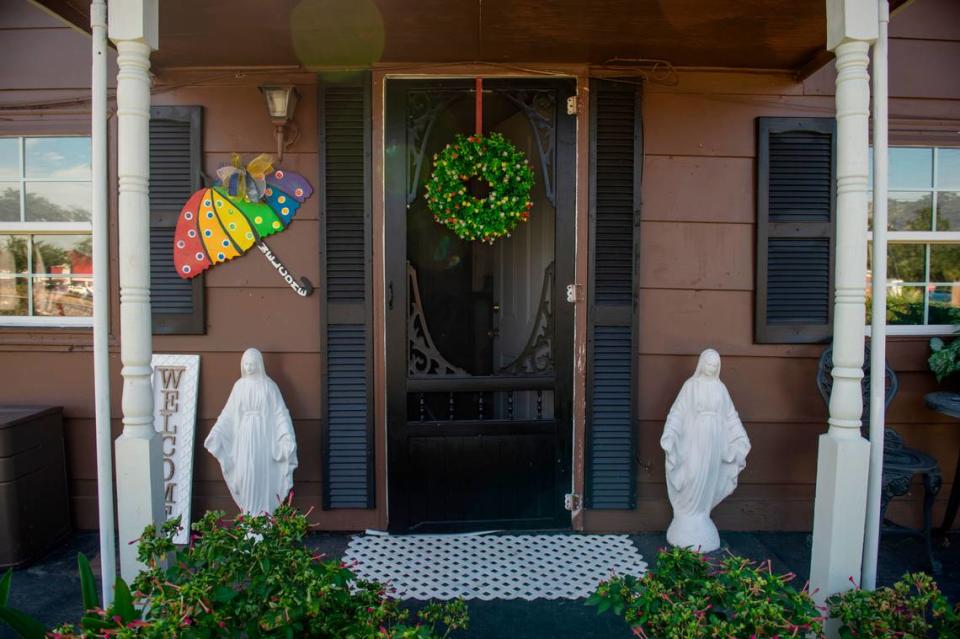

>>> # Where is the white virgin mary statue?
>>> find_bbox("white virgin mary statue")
[660,349,750,552]
[205,348,298,515]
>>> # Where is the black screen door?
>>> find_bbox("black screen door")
[385,78,576,532]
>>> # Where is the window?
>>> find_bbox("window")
[867,147,960,333]
[0,136,93,324]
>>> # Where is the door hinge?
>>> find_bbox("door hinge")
[565,283,582,303]
[566,95,579,115]
[564,493,582,512]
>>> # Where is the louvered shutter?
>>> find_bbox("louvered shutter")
[320,76,374,509]
[755,118,836,343]
[149,105,204,335]
[586,80,640,510]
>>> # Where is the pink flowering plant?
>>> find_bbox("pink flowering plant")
[827,572,960,639]
[0,504,467,638]
[586,546,823,639]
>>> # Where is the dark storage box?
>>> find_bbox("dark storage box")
[0,406,71,568]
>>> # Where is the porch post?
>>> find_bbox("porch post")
[109,0,162,582]
[809,0,878,607]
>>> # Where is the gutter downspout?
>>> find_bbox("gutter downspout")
[91,0,116,606]
[863,0,890,592]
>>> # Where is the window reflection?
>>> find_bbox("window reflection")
[928,286,960,324]
[25,182,92,222]
[0,277,27,316]
[33,276,93,317]
[0,235,28,274]
[938,150,960,189]
[890,148,933,189]
[888,192,932,231]
[937,192,960,230]
[0,140,18,180]
[32,235,92,275]
[0,183,19,222]
[24,137,91,179]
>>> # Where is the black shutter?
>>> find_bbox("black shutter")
[755,117,836,343]
[586,80,641,510]
[320,76,374,509]
[149,105,204,335]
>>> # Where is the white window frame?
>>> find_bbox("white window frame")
[868,146,960,336]
[0,136,93,328]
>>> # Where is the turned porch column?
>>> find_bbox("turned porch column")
[109,0,163,582]
[810,0,878,607]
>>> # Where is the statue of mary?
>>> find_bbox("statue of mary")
[204,348,298,515]
[660,349,750,552]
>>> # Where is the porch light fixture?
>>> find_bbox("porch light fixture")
[259,85,301,161]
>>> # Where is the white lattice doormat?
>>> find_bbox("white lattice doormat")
[342,533,647,600]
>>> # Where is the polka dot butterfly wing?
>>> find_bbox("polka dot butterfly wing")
[173,189,212,279]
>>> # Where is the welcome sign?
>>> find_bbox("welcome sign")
[152,354,200,545]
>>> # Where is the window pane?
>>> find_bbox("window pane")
[25,182,91,222]
[0,235,28,274]
[33,276,92,317]
[928,285,960,324]
[32,235,92,275]
[885,243,925,282]
[0,139,18,179]
[888,191,933,231]
[882,285,925,325]
[0,183,20,222]
[930,244,960,283]
[0,277,28,316]
[890,148,933,189]
[937,191,960,230]
[938,149,960,189]
[24,137,91,179]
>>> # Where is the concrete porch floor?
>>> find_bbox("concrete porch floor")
[2,530,958,639]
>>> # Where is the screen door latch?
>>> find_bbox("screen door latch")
[565,283,582,303]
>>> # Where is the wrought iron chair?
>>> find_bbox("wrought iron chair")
[816,345,942,573]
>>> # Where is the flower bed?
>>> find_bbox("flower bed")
[1,504,468,638]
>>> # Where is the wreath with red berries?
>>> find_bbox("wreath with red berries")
[425,132,534,243]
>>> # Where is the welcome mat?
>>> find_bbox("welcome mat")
[342,533,647,600]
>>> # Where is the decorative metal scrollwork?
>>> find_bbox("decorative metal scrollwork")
[407,262,467,376]
[502,90,557,208]
[499,261,555,375]
[406,90,458,205]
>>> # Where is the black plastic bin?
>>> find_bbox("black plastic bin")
[0,406,71,568]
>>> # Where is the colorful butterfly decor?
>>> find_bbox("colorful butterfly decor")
[173,153,315,297]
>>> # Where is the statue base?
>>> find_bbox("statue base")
[666,513,720,553]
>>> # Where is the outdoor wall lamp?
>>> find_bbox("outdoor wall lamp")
[259,85,301,162]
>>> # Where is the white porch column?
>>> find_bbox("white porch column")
[810,0,878,607]
[109,0,162,582]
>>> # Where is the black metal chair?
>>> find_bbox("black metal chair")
[816,345,943,573]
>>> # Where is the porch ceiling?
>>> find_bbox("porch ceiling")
[39,0,849,72]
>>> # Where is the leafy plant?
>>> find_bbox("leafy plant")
[929,328,960,382]
[827,572,960,638]
[586,546,822,639]
[0,553,139,639]
[1,505,468,638]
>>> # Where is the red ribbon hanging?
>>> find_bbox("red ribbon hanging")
[475,77,483,137]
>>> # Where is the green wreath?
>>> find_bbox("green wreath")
[425,132,534,243]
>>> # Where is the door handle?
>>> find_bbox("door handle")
[387,281,394,311]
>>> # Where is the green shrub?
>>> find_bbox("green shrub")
[1,505,468,638]
[586,546,822,639]
[827,572,960,639]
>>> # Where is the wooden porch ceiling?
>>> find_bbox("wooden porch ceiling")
[36,0,908,73]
